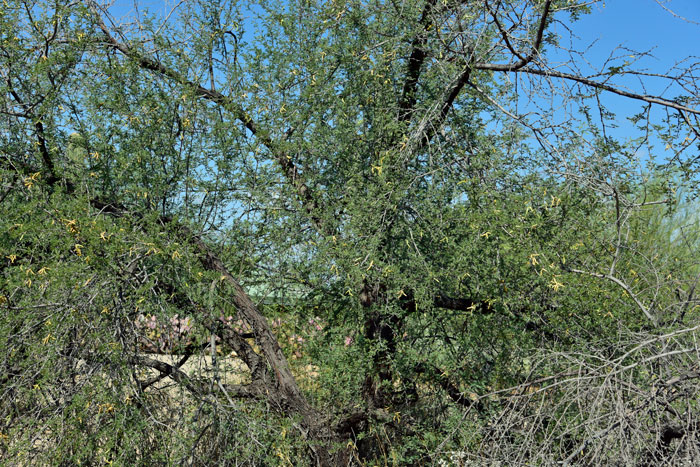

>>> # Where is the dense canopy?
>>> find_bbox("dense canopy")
[1,0,699,464]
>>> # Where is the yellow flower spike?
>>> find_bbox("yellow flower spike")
[63,218,78,233]
[42,333,51,344]
[480,231,491,239]
[74,244,83,256]
[6,254,16,263]
[37,267,49,275]
[172,250,181,259]
[549,275,564,292]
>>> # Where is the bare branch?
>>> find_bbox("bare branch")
[484,0,553,71]
[654,0,700,25]
[568,267,657,325]
[474,65,700,115]
[132,355,263,400]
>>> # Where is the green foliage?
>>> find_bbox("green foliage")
[1,0,699,464]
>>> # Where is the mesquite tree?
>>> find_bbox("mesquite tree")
[1,0,699,464]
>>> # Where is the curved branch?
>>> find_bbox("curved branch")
[138,345,199,391]
[568,267,657,325]
[4,77,60,186]
[87,3,330,234]
[202,315,267,381]
[473,64,700,116]
[482,0,553,72]
[413,64,472,151]
[132,355,263,399]
[90,199,315,414]
[132,355,209,396]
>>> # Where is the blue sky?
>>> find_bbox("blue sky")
[562,0,698,106]
[572,0,698,64]
[107,0,698,108]
[535,0,699,165]
[106,0,699,164]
